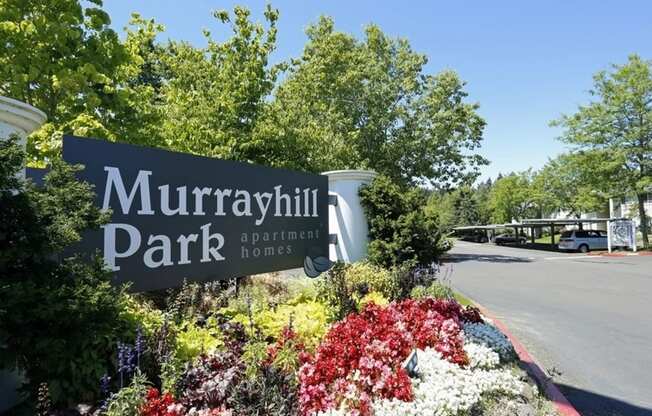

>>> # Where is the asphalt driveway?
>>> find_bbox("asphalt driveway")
[445,242,652,416]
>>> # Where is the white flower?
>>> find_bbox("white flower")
[372,348,525,416]
[463,322,516,361]
[317,323,525,416]
[463,341,500,369]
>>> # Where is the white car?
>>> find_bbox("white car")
[558,230,608,253]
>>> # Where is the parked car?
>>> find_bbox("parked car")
[557,230,608,252]
[494,233,527,245]
[458,230,489,243]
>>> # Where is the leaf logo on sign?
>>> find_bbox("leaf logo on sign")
[303,256,332,278]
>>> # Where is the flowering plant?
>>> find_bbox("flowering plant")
[298,299,478,415]
[140,388,185,416]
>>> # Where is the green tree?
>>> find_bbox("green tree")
[532,153,608,218]
[433,186,483,231]
[160,5,280,160]
[552,54,652,248]
[0,136,131,405]
[474,178,494,224]
[0,0,132,163]
[257,17,487,186]
[359,175,449,268]
[488,172,536,223]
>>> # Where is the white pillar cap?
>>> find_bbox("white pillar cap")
[321,170,377,182]
[0,96,47,136]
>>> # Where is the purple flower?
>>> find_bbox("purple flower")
[100,373,111,396]
[135,326,145,367]
[117,342,136,387]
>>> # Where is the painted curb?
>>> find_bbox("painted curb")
[471,301,583,416]
[587,251,652,257]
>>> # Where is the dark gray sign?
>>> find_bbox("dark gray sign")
[62,136,329,292]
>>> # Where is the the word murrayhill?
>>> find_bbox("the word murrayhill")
[102,167,320,224]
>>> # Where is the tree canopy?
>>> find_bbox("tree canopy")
[257,17,487,186]
[552,54,652,247]
[487,171,537,223]
[1,2,487,187]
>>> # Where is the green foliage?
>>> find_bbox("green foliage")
[487,171,538,223]
[165,280,227,324]
[242,340,269,379]
[359,175,449,268]
[552,54,652,248]
[103,371,148,416]
[410,282,454,300]
[532,153,608,218]
[4,1,487,190]
[120,295,165,338]
[343,261,399,300]
[227,296,328,350]
[255,299,329,350]
[0,137,132,405]
[0,0,166,165]
[257,17,487,186]
[173,318,223,364]
[160,5,280,161]
[315,262,359,322]
[356,291,389,308]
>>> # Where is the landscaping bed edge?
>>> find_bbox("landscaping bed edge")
[469,300,582,416]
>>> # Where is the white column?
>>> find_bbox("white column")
[321,170,377,263]
[0,96,47,179]
[0,96,45,413]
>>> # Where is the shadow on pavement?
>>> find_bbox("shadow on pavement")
[557,383,652,416]
[443,253,533,263]
[494,242,562,252]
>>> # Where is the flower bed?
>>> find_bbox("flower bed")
[25,265,554,416]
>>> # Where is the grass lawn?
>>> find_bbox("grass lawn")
[453,291,473,307]
[534,234,560,244]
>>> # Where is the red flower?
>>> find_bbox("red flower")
[298,298,471,415]
[140,388,184,416]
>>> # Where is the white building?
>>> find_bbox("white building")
[609,192,652,228]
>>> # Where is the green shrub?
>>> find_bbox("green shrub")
[120,295,165,338]
[344,261,399,300]
[0,137,133,405]
[173,317,223,363]
[315,262,358,322]
[356,291,389,308]
[227,296,329,350]
[103,371,149,416]
[359,175,449,268]
[410,281,454,300]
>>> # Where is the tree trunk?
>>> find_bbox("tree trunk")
[636,193,649,249]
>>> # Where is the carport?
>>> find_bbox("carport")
[452,224,505,243]
[454,218,637,252]
[519,218,637,252]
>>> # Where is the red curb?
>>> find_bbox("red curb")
[587,251,652,257]
[471,301,583,416]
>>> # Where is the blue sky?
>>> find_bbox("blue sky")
[104,1,652,181]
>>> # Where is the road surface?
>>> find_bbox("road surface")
[446,241,652,416]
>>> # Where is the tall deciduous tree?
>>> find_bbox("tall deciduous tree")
[532,153,608,218]
[552,55,652,248]
[0,0,166,164]
[488,172,537,223]
[256,17,487,186]
[161,5,280,161]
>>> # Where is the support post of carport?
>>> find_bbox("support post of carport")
[607,220,612,253]
[530,226,535,244]
[550,223,555,247]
